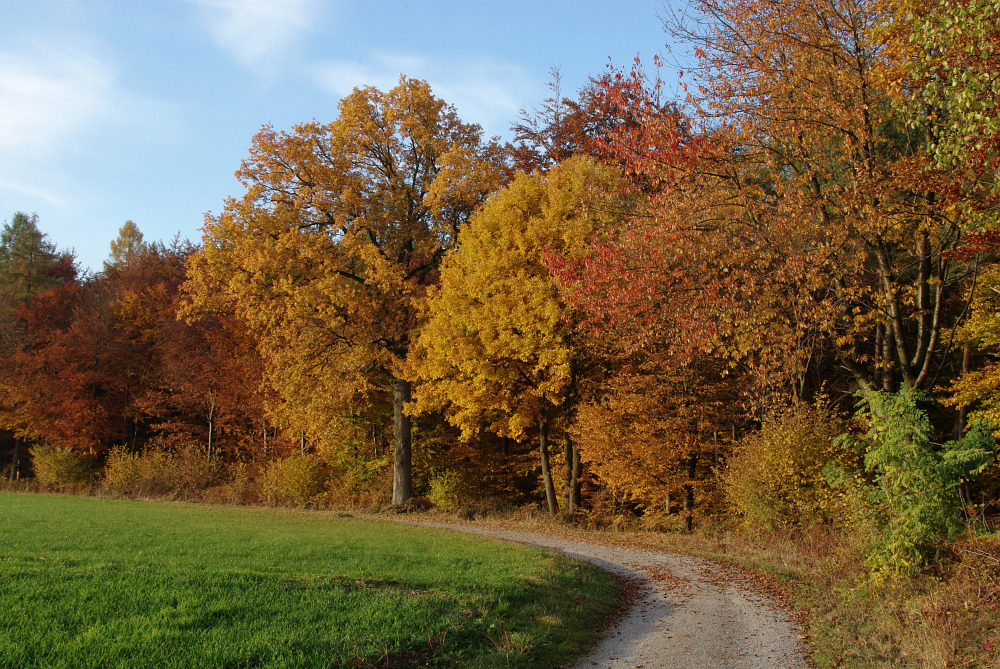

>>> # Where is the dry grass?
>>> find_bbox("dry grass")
[389,506,1000,668]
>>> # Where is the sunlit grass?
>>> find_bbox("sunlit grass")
[0,494,617,668]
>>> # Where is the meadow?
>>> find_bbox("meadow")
[0,494,617,668]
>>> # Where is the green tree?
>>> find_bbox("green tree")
[847,388,995,579]
[0,212,61,305]
[105,220,148,270]
[184,77,507,505]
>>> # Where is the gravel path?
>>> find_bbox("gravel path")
[393,519,810,669]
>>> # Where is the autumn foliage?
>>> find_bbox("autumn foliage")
[2,0,999,571]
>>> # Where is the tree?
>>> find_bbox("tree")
[413,156,631,515]
[0,213,72,480]
[888,0,1000,182]
[559,0,979,406]
[184,77,508,505]
[509,68,648,174]
[105,220,148,270]
[0,212,61,306]
[572,348,737,528]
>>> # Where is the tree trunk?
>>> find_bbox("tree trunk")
[539,415,558,516]
[391,376,413,506]
[563,432,574,517]
[9,438,21,481]
[954,347,972,439]
[206,401,215,464]
[572,437,582,509]
[563,432,582,517]
[683,454,698,532]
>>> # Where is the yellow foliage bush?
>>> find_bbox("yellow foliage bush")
[30,443,92,489]
[103,446,173,495]
[723,401,858,528]
[262,456,326,506]
[427,470,472,511]
[102,445,215,497]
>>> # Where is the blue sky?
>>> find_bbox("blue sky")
[0,0,672,273]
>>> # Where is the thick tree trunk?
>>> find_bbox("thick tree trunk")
[391,376,413,506]
[9,438,20,481]
[539,415,558,516]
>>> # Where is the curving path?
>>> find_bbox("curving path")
[392,519,810,669]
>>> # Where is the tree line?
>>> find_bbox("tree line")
[3,0,999,577]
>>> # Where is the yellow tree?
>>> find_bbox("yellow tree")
[412,156,630,515]
[184,77,507,505]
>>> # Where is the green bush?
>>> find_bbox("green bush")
[844,388,996,581]
[30,443,92,489]
[263,456,327,506]
[723,400,857,528]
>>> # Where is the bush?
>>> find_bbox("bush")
[723,400,857,529]
[102,445,216,497]
[262,456,326,506]
[427,470,470,511]
[103,446,172,496]
[846,388,996,580]
[30,443,92,490]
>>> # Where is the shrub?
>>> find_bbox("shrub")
[723,400,857,529]
[103,444,219,498]
[262,456,326,506]
[103,446,174,496]
[845,388,996,580]
[427,470,469,511]
[30,443,92,489]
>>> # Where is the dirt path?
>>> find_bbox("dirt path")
[392,519,810,669]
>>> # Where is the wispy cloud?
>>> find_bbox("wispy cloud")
[185,0,321,67]
[0,46,115,158]
[311,53,534,138]
[0,40,175,212]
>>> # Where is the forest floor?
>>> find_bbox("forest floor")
[384,516,811,669]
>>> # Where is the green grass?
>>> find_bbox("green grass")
[0,494,618,668]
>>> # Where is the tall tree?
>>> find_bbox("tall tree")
[0,212,61,306]
[560,0,979,405]
[105,220,148,270]
[0,213,72,479]
[413,156,631,515]
[184,77,508,505]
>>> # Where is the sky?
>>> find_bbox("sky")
[0,0,674,273]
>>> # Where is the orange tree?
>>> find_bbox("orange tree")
[184,77,507,505]
[560,0,981,407]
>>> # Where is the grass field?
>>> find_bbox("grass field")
[0,494,618,668]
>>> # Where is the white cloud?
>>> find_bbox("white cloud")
[0,46,115,158]
[311,53,533,138]
[0,40,176,214]
[186,0,320,67]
